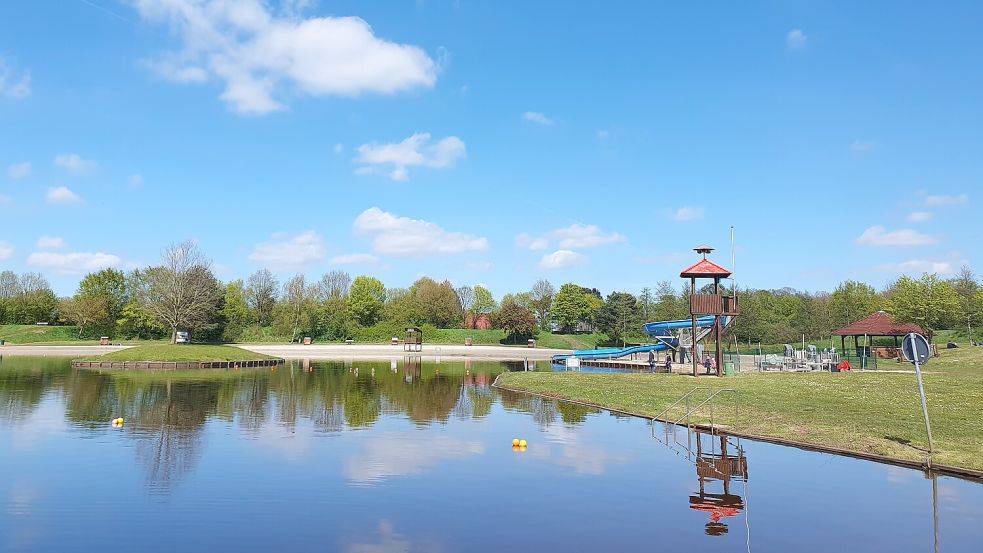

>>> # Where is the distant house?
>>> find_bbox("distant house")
[465,311,493,330]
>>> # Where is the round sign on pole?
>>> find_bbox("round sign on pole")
[902,333,931,365]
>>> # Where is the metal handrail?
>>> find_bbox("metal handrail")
[651,387,709,437]
[671,388,740,435]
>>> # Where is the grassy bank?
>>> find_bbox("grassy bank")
[3,323,600,350]
[80,344,275,363]
[497,346,983,472]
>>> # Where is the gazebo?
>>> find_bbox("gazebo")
[831,311,926,358]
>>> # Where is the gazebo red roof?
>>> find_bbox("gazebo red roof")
[831,311,926,337]
[680,258,732,278]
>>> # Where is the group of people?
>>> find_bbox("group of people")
[646,349,718,374]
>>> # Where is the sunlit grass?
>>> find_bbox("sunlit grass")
[498,346,983,471]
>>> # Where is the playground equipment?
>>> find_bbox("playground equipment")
[550,315,734,364]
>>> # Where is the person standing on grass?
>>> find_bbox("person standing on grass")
[709,355,717,375]
[647,349,656,371]
[664,352,673,373]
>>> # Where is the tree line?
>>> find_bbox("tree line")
[2,241,981,344]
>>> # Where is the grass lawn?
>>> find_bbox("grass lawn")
[80,344,276,363]
[0,324,169,345]
[497,346,983,472]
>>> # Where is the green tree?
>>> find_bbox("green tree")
[220,280,252,342]
[349,276,385,326]
[77,268,127,328]
[11,273,58,324]
[652,281,683,322]
[887,274,962,335]
[950,266,981,338]
[829,280,881,328]
[495,302,537,342]
[116,302,168,339]
[412,277,462,327]
[60,296,110,338]
[596,292,639,346]
[552,283,595,332]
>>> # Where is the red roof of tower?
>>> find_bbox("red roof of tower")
[831,311,926,337]
[680,258,732,278]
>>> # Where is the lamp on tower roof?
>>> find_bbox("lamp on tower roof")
[694,245,715,259]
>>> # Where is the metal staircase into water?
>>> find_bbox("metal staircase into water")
[651,386,741,435]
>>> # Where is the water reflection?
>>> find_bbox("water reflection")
[0,356,981,552]
[656,425,750,538]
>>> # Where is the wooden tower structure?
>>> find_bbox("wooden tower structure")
[680,245,739,377]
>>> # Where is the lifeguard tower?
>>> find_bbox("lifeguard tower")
[404,327,423,352]
[681,245,739,377]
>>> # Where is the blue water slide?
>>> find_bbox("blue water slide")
[552,316,731,363]
[551,342,668,363]
[644,316,718,337]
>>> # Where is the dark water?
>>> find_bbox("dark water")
[0,356,980,552]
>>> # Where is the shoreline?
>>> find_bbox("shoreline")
[0,343,571,361]
[492,375,983,482]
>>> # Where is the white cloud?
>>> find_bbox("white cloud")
[134,0,438,115]
[355,133,466,181]
[539,250,587,270]
[906,211,932,223]
[522,111,554,125]
[128,174,144,188]
[515,233,550,251]
[353,207,488,256]
[925,194,968,206]
[26,251,122,275]
[7,162,31,179]
[877,256,966,276]
[0,56,31,99]
[53,154,97,175]
[849,140,877,153]
[330,253,380,265]
[46,186,83,204]
[248,230,326,266]
[672,207,704,221]
[0,242,13,261]
[36,236,66,249]
[856,226,939,247]
[787,29,807,49]
[553,224,625,249]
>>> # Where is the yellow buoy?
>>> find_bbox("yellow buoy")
[512,445,520,452]
[511,439,520,447]
[518,439,527,447]
[117,418,123,425]
[519,446,527,452]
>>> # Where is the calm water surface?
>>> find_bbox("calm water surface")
[0,356,980,552]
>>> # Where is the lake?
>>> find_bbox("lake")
[0,356,980,552]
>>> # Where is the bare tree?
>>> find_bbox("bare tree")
[455,285,475,318]
[281,274,308,342]
[315,270,352,301]
[529,278,555,330]
[0,270,19,299]
[245,269,279,326]
[139,241,221,343]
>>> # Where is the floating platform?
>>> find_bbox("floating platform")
[71,358,285,370]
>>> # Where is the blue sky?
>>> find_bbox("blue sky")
[1,1,979,297]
